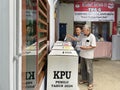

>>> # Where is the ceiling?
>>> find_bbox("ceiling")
[59,0,120,4]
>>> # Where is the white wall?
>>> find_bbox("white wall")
[59,3,74,35]
[39,78,45,90]
[48,0,55,49]
[0,0,14,90]
[117,8,120,33]
[117,8,120,24]
[55,1,60,40]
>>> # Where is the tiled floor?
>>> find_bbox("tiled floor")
[78,59,120,90]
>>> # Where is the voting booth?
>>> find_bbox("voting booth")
[47,41,79,90]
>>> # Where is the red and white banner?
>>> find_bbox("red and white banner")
[74,2,115,21]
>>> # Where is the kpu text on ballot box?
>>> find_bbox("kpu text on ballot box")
[25,45,37,90]
[47,50,78,90]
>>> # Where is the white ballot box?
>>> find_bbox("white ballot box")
[24,45,37,90]
[63,41,72,46]
[52,45,74,50]
[54,41,72,46]
[56,41,63,43]
[47,50,78,90]
[54,41,63,46]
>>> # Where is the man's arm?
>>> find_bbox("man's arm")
[80,45,96,50]
[67,34,78,41]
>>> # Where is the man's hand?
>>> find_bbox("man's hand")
[80,46,87,50]
[66,34,72,38]
[80,46,96,50]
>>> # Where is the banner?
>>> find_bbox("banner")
[74,2,115,21]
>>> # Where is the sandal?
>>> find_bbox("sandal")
[88,84,93,90]
[79,80,88,84]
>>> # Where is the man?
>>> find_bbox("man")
[79,25,96,90]
[67,26,83,62]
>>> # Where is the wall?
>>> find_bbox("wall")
[39,78,45,90]
[117,8,120,33]
[59,3,74,35]
[117,8,120,30]
[48,0,55,49]
[0,0,14,90]
[55,1,60,40]
[117,8,120,23]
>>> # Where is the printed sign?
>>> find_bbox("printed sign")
[74,2,115,21]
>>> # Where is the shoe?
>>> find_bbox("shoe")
[79,80,88,84]
[88,84,93,90]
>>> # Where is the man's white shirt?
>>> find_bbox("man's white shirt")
[80,33,96,59]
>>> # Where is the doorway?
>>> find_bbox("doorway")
[91,22,110,41]
[59,23,67,41]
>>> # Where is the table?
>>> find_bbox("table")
[94,42,112,58]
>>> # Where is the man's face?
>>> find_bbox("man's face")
[27,27,31,32]
[83,27,88,35]
[75,28,81,35]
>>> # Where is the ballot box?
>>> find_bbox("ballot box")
[24,45,37,90]
[54,41,63,46]
[54,41,72,46]
[47,50,78,90]
[52,45,74,50]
